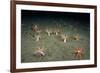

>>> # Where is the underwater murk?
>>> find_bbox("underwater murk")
[21,10,90,63]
